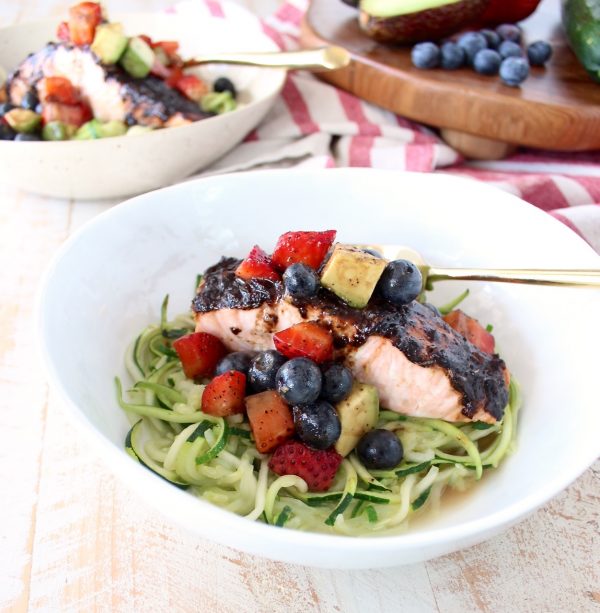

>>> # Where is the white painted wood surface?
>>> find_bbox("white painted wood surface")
[0,2,598,612]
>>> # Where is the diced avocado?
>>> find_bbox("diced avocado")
[4,108,41,134]
[200,91,237,114]
[91,23,128,65]
[320,244,387,308]
[120,36,155,79]
[335,382,379,457]
[74,119,127,140]
[41,121,76,141]
[126,125,154,136]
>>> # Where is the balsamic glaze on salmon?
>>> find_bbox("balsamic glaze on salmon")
[193,258,510,421]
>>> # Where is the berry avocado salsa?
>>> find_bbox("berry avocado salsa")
[0,2,237,142]
[116,230,520,535]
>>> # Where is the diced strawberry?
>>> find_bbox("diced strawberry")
[173,332,228,379]
[246,391,295,453]
[174,75,209,102]
[166,66,184,88]
[41,102,92,127]
[37,77,79,105]
[273,321,333,363]
[236,245,280,282]
[201,370,246,416]
[152,40,179,56]
[68,2,102,46]
[271,230,336,271]
[443,310,495,354]
[138,34,154,47]
[56,21,70,42]
[269,440,343,492]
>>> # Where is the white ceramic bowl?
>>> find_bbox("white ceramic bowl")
[0,3,284,199]
[37,169,600,568]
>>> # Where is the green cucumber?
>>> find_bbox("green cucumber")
[562,0,600,82]
[295,491,344,507]
[120,36,155,79]
[125,421,189,489]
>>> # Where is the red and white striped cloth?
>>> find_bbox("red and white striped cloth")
[184,0,600,254]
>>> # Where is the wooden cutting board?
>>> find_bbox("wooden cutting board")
[300,0,600,157]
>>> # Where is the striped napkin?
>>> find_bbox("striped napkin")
[183,0,600,254]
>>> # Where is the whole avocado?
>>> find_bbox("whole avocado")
[357,0,491,44]
[562,0,600,83]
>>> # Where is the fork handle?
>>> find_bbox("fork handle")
[427,267,600,287]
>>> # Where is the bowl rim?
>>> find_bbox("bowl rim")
[36,168,600,556]
[0,8,286,145]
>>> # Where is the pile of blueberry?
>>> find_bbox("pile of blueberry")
[216,348,402,469]
[411,24,553,87]
[0,91,41,141]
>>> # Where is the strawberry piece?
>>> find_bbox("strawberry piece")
[271,230,336,271]
[152,40,180,56]
[41,102,92,127]
[443,310,495,354]
[166,66,184,88]
[202,370,246,416]
[173,332,228,379]
[174,75,209,102]
[236,245,280,282]
[56,21,70,42]
[138,34,154,47]
[273,321,333,363]
[269,440,343,492]
[246,391,294,453]
[38,77,79,105]
[68,2,102,46]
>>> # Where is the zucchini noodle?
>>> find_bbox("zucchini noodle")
[116,296,522,536]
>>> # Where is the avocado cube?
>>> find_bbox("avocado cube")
[42,121,76,141]
[4,108,41,134]
[120,36,155,79]
[320,244,387,308]
[91,23,128,65]
[74,119,102,140]
[335,382,380,457]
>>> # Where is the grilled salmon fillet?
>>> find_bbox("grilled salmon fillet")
[7,42,210,127]
[193,258,510,424]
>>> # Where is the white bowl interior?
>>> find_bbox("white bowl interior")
[0,4,285,199]
[38,169,600,568]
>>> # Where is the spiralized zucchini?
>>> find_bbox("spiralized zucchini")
[116,296,521,536]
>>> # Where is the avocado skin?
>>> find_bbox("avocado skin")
[562,0,600,83]
[359,0,490,44]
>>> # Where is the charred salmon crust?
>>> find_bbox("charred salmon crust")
[7,42,211,126]
[192,258,510,422]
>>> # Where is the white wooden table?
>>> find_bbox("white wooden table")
[1,2,599,611]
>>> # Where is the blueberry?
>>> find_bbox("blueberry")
[473,49,501,76]
[283,263,319,298]
[213,77,236,99]
[500,57,530,87]
[440,42,465,70]
[248,350,287,392]
[498,40,523,59]
[293,400,341,450]
[321,363,353,403]
[0,102,14,118]
[276,357,322,405]
[0,122,15,141]
[411,42,440,69]
[14,133,41,141]
[457,32,488,65]
[21,91,39,111]
[496,24,522,43]
[527,41,553,66]
[215,351,256,376]
[480,29,501,50]
[357,429,403,469]
[377,259,422,306]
